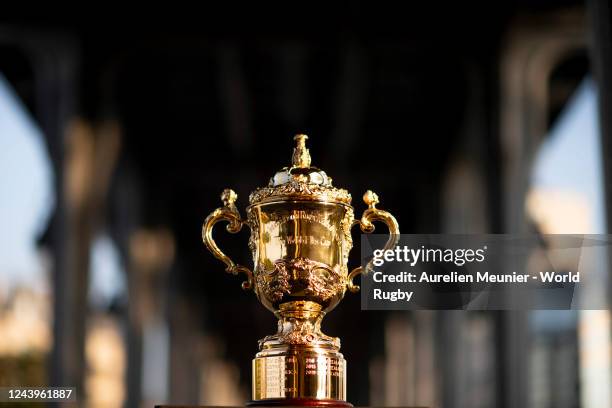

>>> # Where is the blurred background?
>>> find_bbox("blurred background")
[0,2,611,407]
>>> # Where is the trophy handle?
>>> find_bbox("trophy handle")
[202,189,254,290]
[347,190,400,293]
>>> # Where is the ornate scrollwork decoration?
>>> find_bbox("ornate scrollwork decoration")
[202,189,254,290]
[256,257,345,303]
[249,181,352,205]
[347,190,400,293]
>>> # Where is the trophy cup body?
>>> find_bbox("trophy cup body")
[249,200,351,313]
[202,135,399,406]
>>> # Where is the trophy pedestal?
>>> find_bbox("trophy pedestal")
[252,352,347,402]
[251,301,347,405]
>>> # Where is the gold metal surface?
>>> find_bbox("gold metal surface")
[202,189,254,290]
[253,350,346,400]
[249,182,352,206]
[202,135,399,403]
[291,134,311,168]
[347,191,400,293]
[248,201,351,313]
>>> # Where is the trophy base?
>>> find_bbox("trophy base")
[252,349,347,402]
[247,398,353,407]
[251,301,348,403]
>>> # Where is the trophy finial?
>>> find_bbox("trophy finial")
[292,134,311,168]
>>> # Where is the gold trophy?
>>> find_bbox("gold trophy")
[202,135,399,406]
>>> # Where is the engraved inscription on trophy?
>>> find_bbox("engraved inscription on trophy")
[304,357,317,376]
[285,235,331,246]
[284,356,297,396]
[303,357,341,377]
[271,210,335,231]
[264,356,285,398]
[275,209,335,248]
[328,358,340,377]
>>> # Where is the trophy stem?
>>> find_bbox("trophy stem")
[252,301,348,404]
[257,301,339,349]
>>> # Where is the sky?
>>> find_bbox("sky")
[0,73,54,294]
[530,77,605,234]
[0,73,125,304]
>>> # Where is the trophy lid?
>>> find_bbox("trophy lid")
[248,134,352,206]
